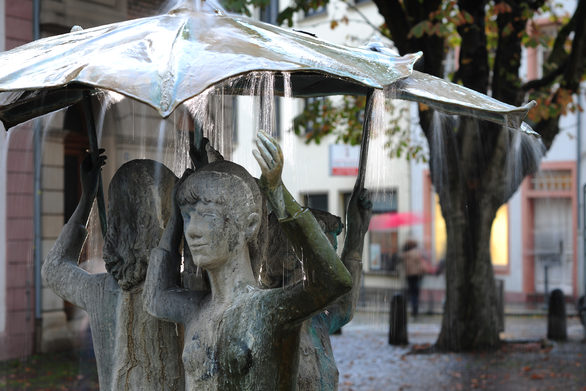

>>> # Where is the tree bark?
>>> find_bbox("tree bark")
[436,188,501,351]
[422,111,512,351]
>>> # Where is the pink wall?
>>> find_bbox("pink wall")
[0,0,35,361]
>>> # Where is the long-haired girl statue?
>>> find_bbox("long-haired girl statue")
[42,156,183,391]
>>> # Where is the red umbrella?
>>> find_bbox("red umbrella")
[368,212,427,231]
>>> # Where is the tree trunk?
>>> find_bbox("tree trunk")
[435,189,501,351]
[423,113,513,351]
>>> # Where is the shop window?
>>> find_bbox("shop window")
[260,0,279,25]
[433,194,508,267]
[490,205,509,267]
[367,190,399,273]
[303,192,328,212]
[304,3,326,18]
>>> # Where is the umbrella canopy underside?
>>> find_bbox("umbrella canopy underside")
[0,6,536,132]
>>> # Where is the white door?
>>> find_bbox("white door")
[533,198,573,295]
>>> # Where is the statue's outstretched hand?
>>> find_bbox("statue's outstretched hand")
[346,187,372,246]
[253,130,286,219]
[80,149,106,202]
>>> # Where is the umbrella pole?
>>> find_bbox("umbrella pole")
[82,92,108,238]
[355,88,374,191]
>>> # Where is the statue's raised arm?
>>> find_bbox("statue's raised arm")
[328,185,372,332]
[253,130,353,323]
[41,151,107,309]
[143,169,207,324]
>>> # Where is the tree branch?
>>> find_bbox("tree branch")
[372,0,411,54]
[454,0,489,93]
[560,0,586,92]
[340,0,389,39]
[521,60,567,91]
[532,0,586,148]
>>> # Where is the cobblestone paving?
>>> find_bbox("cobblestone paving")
[331,314,586,391]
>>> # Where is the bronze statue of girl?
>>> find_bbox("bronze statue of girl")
[144,131,352,390]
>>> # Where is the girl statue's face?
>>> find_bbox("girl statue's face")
[177,169,262,271]
[180,183,244,270]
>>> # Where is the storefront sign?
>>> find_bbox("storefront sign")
[329,144,360,176]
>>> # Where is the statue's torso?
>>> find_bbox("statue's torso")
[183,289,300,391]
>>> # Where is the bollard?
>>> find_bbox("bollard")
[578,296,585,341]
[578,296,585,326]
[547,289,567,341]
[388,293,408,345]
[495,279,505,333]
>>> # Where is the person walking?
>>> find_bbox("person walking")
[402,239,425,318]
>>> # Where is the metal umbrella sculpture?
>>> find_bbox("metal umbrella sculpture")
[0,0,538,234]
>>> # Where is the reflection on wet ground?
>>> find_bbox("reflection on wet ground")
[333,312,585,390]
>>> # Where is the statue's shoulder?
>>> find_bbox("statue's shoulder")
[89,272,121,297]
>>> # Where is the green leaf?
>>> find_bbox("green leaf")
[409,21,430,39]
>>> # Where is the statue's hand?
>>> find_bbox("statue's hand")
[161,169,192,252]
[80,149,106,202]
[189,138,224,170]
[347,187,372,240]
[253,130,286,219]
[171,169,193,225]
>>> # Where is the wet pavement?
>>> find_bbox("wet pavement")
[331,312,586,391]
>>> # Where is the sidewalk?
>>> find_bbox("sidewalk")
[331,313,585,391]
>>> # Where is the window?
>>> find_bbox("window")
[524,165,575,295]
[260,0,279,25]
[433,194,508,267]
[300,97,324,135]
[367,190,399,273]
[302,193,328,212]
[531,169,572,191]
[490,205,508,267]
[526,21,559,81]
[536,24,558,79]
[304,2,326,18]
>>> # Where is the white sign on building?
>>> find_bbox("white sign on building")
[329,144,360,176]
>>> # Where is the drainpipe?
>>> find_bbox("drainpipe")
[580,89,586,334]
[33,0,42,353]
[579,89,586,301]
